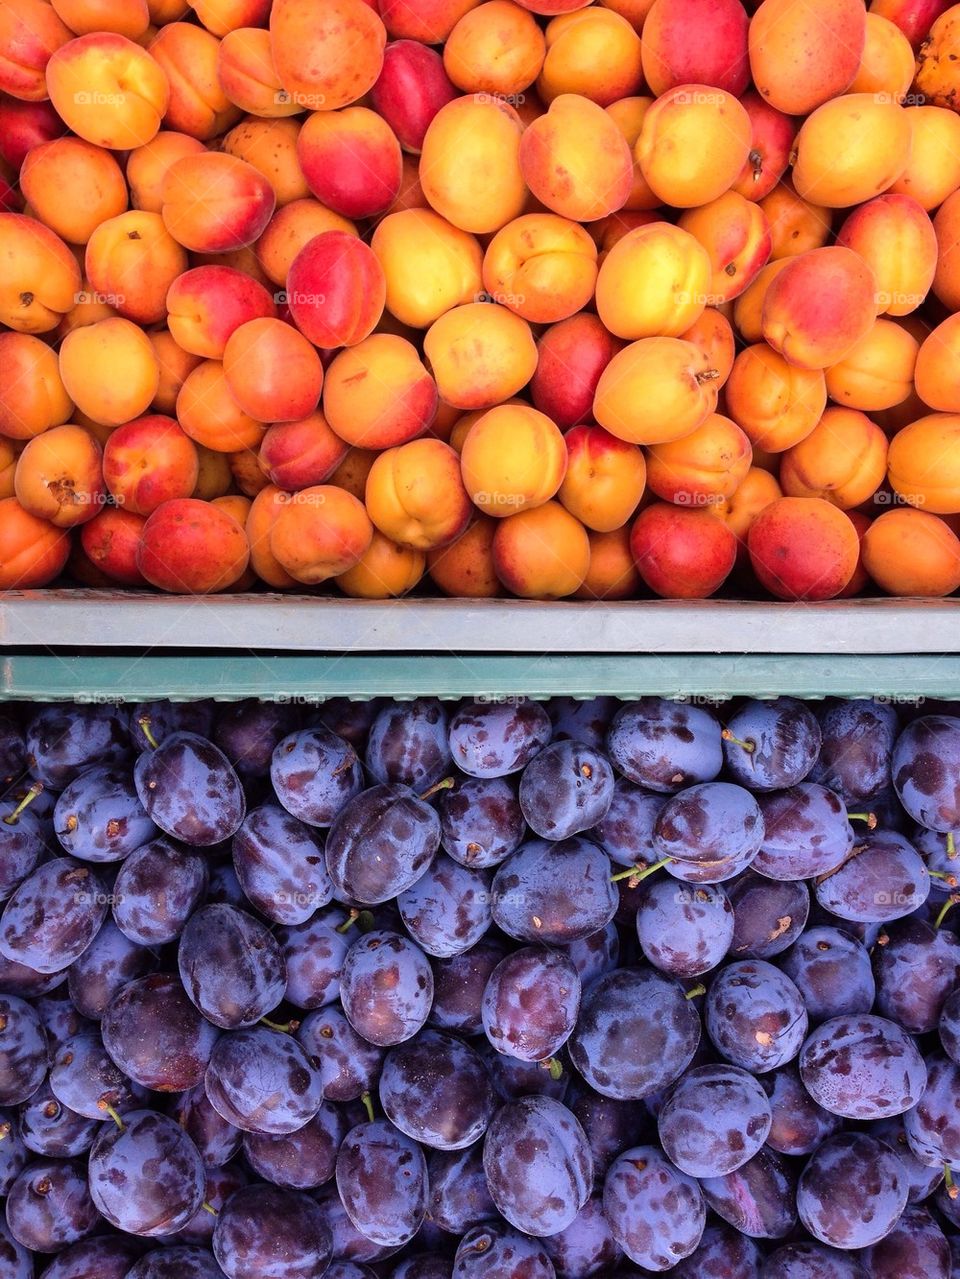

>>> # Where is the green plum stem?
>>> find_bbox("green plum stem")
[539,1057,564,1081]
[336,909,360,934]
[361,1091,375,1123]
[935,894,960,930]
[721,729,755,753]
[949,831,957,860]
[420,777,455,801]
[685,984,706,1000]
[137,717,160,750]
[610,856,674,887]
[201,1202,220,1216]
[846,812,877,829]
[98,1100,125,1130]
[259,1016,300,1034]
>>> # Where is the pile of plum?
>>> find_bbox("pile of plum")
[1,692,960,1279]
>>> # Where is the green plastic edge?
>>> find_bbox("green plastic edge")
[1,653,957,702]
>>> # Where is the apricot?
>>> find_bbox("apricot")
[46,34,168,149]
[636,85,751,209]
[368,44,455,159]
[889,107,960,211]
[443,2,544,97]
[125,132,205,215]
[851,13,916,98]
[915,314,960,413]
[641,0,749,96]
[228,449,268,499]
[286,231,385,348]
[149,329,202,414]
[530,313,623,430]
[604,97,660,212]
[138,496,249,593]
[59,317,159,426]
[573,526,641,599]
[322,335,437,450]
[792,95,912,209]
[826,319,918,412]
[193,0,271,35]
[420,95,526,234]
[732,93,797,203]
[631,501,736,598]
[161,152,275,253]
[79,507,148,586]
[680,308,736,385]
[714,465,782,564]
[749,497,860,599]
[335,530,425,598]
[270,484,373,583]
[492,500,590,598]
[679,195,771,309]
[424,303,537,410]
[223,318,323,424]
[19,138,127,247]
[538,9,642,106]
[147,0,191,20]
[371,209,482,330]
[725,344,826,452]
[933,190,960,312]
[0,0,72,101]
[0,213,82,334]
[646,414,752,506]
[779,408,888,509]
[862,508,960,596]
[916,5,960,107]
[0,497,71,589]
[102,414,199,515]
[259,411,347,490]
[558,425,646,531]
[216,27,297,118]
[749,0,865,115]
[246,484,296,587]
[595,222,710,340]
[888,414,960,513]
[365,439,471,549]
[382,152,429,217]
[177,360,265,453]
[762,247,878,371]
[329,448,378,501]
[482,214,597,325]
[836,195,937,318]
[760,184,832,261]
[223,117,308,208]
[146,23,237,142]
[14,424,103,528]
[52,0,150,35]
[269,0,386,111]
[84,210,187,327]
[256,200,356,288]
[598,0,656,26]
[427,515,501,596]
[519,94,633,223]
[0,97,66,172]
[0,334,73,440]
[191,445,233,500]
[0,441,19,501]
[869,0,952,47]
[52,281,113,344]
[166,265,277,360]
[297,108,401,221]
[593,337,721,445]
[460,404,566,515]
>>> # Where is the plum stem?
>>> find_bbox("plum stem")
[336,908,360,934]
[684,983,706,1000]
[260,1016,300,1034]
[361,1091,375,1123]
[721,729,755,753]
[934,893,960,930]
[420,777,455,801]
[3,781,42,825]
[97,1100,125,1130]
[137,716,160,749]
[201,1202,220,1216]
[929,869,959,888]
[0,1121,9,1141]
[538,1057,564,1081]
[846,811,877,829]
[946,1166,958,1200]
[610,857,673,887]
[948,831,957,860]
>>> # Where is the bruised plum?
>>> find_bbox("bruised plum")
[135,733,245,846]
[893,715,960,832]
[799,1014,926,1119]
[204,1026,323,1135]
[519,740,615,840]
[606,699,722,793]
[438,775,526,869]
[491,837,617,943]
[335,1119,428,1248]
[178,904,285,1030]
[721,698,821,792]
[270,727,363,828]
[448,700,553,778]
[365,698,452,789]
[326,784,441,906]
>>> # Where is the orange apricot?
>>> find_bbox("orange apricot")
[724,343,827,452]
[20,138,127,245]
[791,94,912,209]
[646,414,752,506]
[889,106,960,211]
[59,317,159,426]
[46,34,169,149]
[888,414,960,513]
[593,336,721,445]
[636,85,751,209]
[256,199,357,287]
[482,214,598,325]
[677,192,772,306]
[558,424,646,531]
[365,438,472,549]
[861,508,960,596]
[760,184,832,261]
[0,334,73,440]
[0,213,82,334]
[222,317,324,423]
[519,93,634,222]
[14,424,104,528]
[269,485,374,584]
[492,500,591,598]
[372,209,482,330]
[177,360,266,453]
[748,496,860,600]
[461,404,567,515]
[595,222,710,340]
[573,526,642,599]
[423,303,537,411]
[323,335,438,448]
[779,407,889,509]
[427,515,501,596]
[538,8,643,106]
[420,95,526,234]
[748,0,865,116]
[84,210,188,326]
[269,0,387,112]
[0,497,71,589]
[826,319,918,412]
[138,496,249,593]
[443,1,545,97]
[336,530,426,598]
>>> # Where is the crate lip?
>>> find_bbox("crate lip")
[1,654,957,702]
[0,590,957,653]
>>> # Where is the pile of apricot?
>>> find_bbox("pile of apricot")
[3,0,960,600]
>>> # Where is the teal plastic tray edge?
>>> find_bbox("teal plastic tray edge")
[1,654,955,702]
